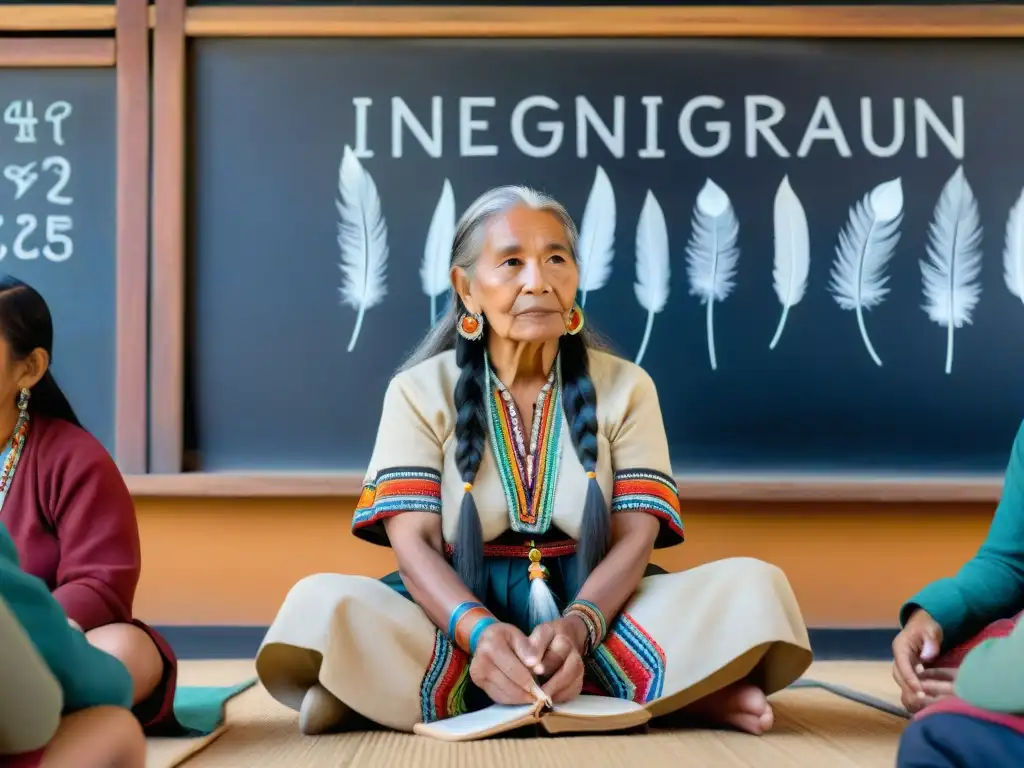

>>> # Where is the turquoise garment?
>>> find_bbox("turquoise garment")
[0,522,133,712]
[900,420,1024,647]
[173,680,256,735]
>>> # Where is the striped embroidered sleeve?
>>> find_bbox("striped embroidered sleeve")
[609,369,683,548]
[352,376,443,547]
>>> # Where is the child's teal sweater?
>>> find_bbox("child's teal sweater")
[0,521,132,712]
[900,421,1024,648]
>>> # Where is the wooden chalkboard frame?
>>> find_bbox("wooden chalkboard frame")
[147,3,1024,502]
[0,2,149,474]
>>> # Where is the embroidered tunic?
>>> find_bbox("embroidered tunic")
[256,349,812,733]
[352,349,684,549]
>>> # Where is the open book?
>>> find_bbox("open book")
[413,694,651,741]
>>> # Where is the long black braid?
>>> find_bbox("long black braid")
[558,331,608,599]
[452,308,489,598]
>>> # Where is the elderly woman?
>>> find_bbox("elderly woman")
[0,276,177,731]
[256,186,812,736]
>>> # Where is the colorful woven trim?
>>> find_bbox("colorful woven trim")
[419,630,470,723]
[610,469,684,540]
[485,362,562,535]
[586,612,666,704]
[352,467,442,532]
[444,539,577,560]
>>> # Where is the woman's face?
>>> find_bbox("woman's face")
[454,205,579,344]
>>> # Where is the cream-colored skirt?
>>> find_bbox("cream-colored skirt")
[255,557,813,732]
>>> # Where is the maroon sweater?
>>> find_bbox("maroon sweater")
[0,416,140,631]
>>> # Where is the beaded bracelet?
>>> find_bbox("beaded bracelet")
[448,600,498,655]
[566,610,598,655]
[563,599,608,655]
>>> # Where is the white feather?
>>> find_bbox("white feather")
[577,166,616,306]
[337,146,389,353]
[420,179,455,326]
[769,175,810,351]
[1003,186,1024,304]
[633,190,670,366]
[685,179,739,371]
[828,178,903,367]
[528,578,560,629]
[921,165,983,375]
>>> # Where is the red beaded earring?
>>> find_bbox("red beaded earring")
[565,304,585,335]
[457,311,484,341]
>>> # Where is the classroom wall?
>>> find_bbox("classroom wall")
[133,496,993,627]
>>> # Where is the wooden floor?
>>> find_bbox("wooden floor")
[148,660,909,768]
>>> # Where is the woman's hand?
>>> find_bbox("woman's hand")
[522,617,587,703]
[892,609,946,712]
[469,622,541,706]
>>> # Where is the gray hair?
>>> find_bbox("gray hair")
[400,185,608,371]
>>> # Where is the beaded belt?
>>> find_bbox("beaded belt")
[444,538,576,559]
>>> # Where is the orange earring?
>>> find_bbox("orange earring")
[565,304,584,336]
[457,311,484,341]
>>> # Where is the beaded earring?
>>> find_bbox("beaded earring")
[16,388,29,412]
[457,311,484,341]
[564,303,585,335]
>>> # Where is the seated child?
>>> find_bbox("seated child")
[0,522,145,768]
[896,617,1024,767]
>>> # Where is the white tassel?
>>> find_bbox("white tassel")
[529,576,560,629]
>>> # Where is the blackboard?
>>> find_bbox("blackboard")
[189,38,1024,474]
[0,70,117,455]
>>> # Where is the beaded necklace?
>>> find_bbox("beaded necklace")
[0,408,29,514]
[483,352,563,535]
[491,369,554,492]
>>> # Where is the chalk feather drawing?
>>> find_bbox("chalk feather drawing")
[685,179,739,370]
[337,145,389,353]
[577,166,616,308]
[828,178,904,367]
[921,165,983,375]
[1003,186,1024,310]
[420,178,456,326]
[633,190,670,367]
[769,176,810,350]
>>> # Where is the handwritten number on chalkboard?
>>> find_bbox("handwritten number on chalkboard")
[0,101,70,146]
[42,157,71,205]
[0,214,72,263]
[4,163,38,200]
[4,101,37,144]
[2,159,72,205]
[43,216,72,262]
[43,102,70,147]
[13,215,38,260]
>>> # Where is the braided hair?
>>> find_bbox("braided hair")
[400,186,612,600]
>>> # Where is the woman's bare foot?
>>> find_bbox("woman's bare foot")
[684,682,775,735]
